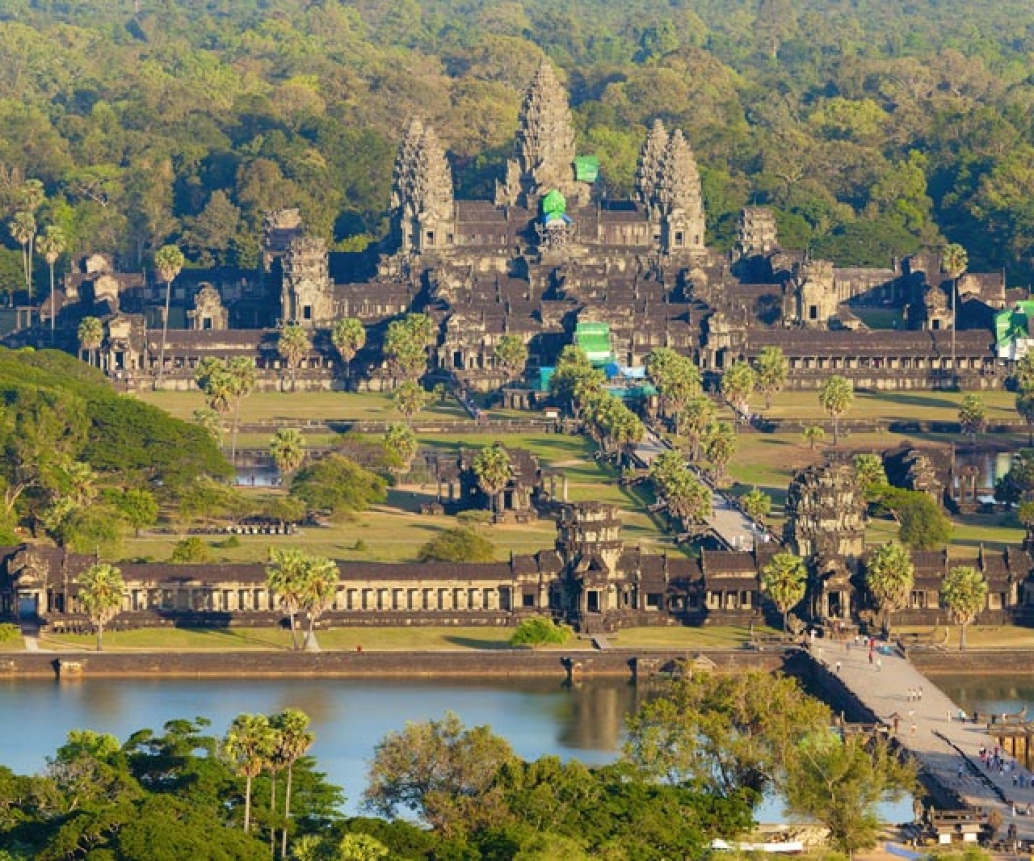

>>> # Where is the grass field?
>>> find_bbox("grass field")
[38,624,771,652]
[124,386,1031,565]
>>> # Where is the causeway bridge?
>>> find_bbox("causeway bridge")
[811,640,1034,841]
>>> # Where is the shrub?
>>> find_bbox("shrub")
[417,527,495,563]
[169,536,213,564]
[509,617,572,648]
[0,622,21,643]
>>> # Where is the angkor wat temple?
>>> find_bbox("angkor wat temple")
[5,61,1014,393]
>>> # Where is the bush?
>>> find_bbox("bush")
[353,539,368,551]
[0,622,21,643]
[417,527,495,563]
[509,617,572,648]
[214,535,241,549]
[169,536,213,564]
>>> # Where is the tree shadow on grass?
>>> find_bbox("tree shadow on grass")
[864,392,959,412]
[444,636,514,650]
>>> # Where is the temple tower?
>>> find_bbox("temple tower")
[793,259,838,328]
[391,119,455,255]
[557,502,625,626]
[656,129,706,255]
[784,462,866,562]
[635,119,669,221]
[497,61,585,210]
[736,206,778,258]
[783,461,867,623]
[280,236,334,327]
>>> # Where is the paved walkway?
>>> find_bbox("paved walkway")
[814,639,1034,839]
[633,430,770,549]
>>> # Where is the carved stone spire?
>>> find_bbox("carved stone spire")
[635,119,668,211]
[503,60,578,210]
[657,129,706,253]
[391,117,424,216]
[390,118,454,254]
[412,125,454,224]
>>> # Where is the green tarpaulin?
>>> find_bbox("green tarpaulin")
[575,321,614,365]
[541,189,566,220]
[574,155,599,183]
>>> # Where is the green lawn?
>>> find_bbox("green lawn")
[40,624,771,652]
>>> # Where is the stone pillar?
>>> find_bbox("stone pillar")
[562,475,569,501]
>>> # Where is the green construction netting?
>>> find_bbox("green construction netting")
[541,189,566,219]
[575,321,614,365]
[574,155,599,183]
[995,301,1034,346]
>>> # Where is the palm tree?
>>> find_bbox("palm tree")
[277,324,311,391]
[222,713,275,833]
[266,548,309,650]
[77,316,103,367]
[761,552,808,633]
[36,225,66,340]
[299,554,338,651]
[941,565,988,651]
[226,356,258,466]
[154,244,185,388]
[271,709,314,859]
[330,317,366,384]
[865,541,915,637]
[9,211,36,299]
[942,243,968,377]
[818,375,854,445]
[472,443,512,513]
[75,563,125,651]
[269,428,305,481]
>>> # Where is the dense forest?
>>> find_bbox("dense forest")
[2,0,1034,284]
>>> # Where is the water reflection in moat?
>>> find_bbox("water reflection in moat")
[0,675,645,812]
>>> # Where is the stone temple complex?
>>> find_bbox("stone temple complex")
[1,63,1030,636]
[3,60,1014,394]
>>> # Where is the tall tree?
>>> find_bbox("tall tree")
[384,313,435,383]
[818,375,854,445]
[382,423,418,477]
[226,356,258,466]
[703,421,737,483]
[1016,388,1034,446]
[941,565,988,651]
[392,380,430,421]
[865,541,915,636]
[549,345,605,420]
[494,334,528,384]
[154,244,185,389]
[330,317,366,383]
[269,428,305,480]
[782,733,915,859]
[77,316,103,367]
[9,211,36,298]
[363,712,516,834]
[472,443,512,513]
[36,225,65,340]
[720,360,755,425]
[299,554,339,652]
[277,324,311,392]
[75,563,124,652]
[957,393,986,445]
[682,396,716,461]
[271,709,315,859]
[761,552,807,633]
[647,347,701,434]
[942,243,968,373]
[222,713,276,834]
[266,548,310,651]
[754,346,789,410]
[623,670,830,798]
